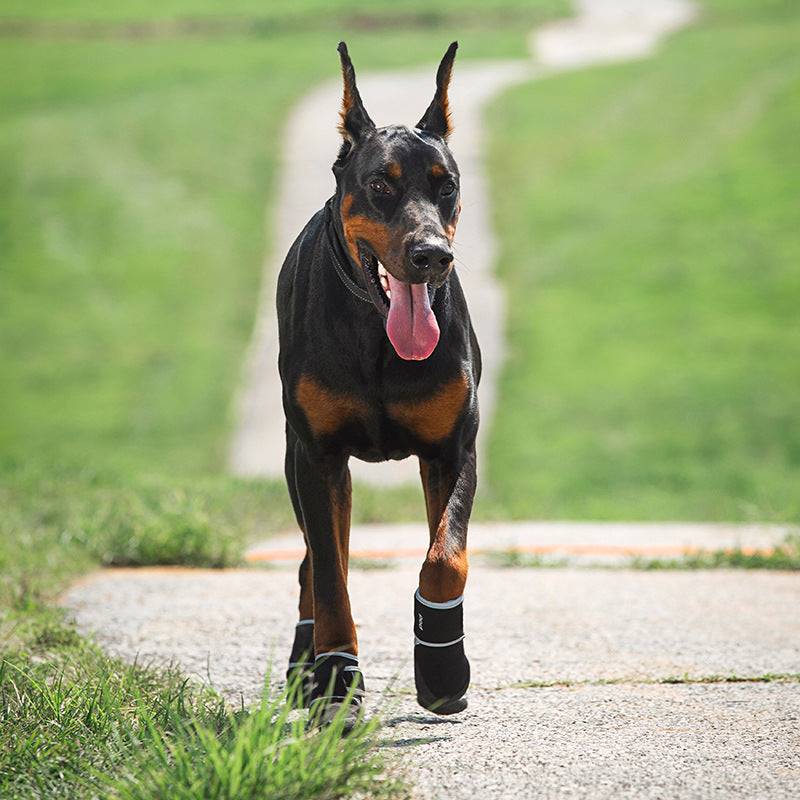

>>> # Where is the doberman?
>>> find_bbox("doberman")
[278,41,479,727]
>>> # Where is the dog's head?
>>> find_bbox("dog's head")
[332,42,460,361]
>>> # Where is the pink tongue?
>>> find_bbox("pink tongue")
[385,273,440,360]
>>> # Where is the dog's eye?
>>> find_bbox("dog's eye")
[441,180,456,197]
[369,179,390,195]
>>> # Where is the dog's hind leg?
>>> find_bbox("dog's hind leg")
[292,442,363,728]
[284,425,316,705]
[415,445,476,714]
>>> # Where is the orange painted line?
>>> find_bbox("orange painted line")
[245,543,773,563]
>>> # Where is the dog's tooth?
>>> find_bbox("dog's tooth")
[378,263,387,278]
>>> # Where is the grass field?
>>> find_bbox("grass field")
[1,0,563,23]
[485,0,800,521]
[1,0,798,794]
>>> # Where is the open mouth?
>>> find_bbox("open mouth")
[358,245,441,361]
[359,246,391,317]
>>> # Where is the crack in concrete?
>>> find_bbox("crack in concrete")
[497,672,800,692]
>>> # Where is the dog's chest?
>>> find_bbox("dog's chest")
[294,370,471,457]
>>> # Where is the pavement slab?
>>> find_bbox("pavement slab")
[63,565,800,798]
[390,684,800,800]
[247,520,792,565]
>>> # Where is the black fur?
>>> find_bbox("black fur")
[279,42,478,718]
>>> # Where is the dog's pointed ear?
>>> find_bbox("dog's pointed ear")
[337,41,375,144]
[416,42,458,140]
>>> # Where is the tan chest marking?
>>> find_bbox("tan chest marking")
[388,372,470,443]
[295,375,367,438]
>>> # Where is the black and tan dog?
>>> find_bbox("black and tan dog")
[279,41,479,725]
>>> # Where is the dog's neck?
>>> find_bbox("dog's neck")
[325,195,367,288]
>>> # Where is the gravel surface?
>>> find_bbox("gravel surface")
[390,684,800,799]
[63,565,800,798]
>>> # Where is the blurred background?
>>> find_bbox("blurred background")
[1,0,798,590]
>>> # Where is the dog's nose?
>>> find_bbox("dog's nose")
[409,243,454,272]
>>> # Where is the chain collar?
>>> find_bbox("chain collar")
[324,201,374,305]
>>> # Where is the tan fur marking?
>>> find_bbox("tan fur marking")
[388,372,469,443]
[298,556,314,619]
[419,546,468,601]
[338,61,354,138]
[418,479,469,601]
[444,201,460,243]
[387,162,402,179]
[440,60,454,138]
[314,479,357,655]
[430,163,446,178]
[296,374,367,438]
[340,192,397,267]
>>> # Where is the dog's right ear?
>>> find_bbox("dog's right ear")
[337,42,375,146]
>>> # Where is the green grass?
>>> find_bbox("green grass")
[0,0,563,25]
[485,0,800,520]
[1,606,396,800]
[480,533,800,571]
[629,533,800,571]
[0,27,532,478]
[482,550,568,568]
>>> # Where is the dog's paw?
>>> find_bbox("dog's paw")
[307,652,365,733]
[286,619,315,706]
[413,590,470,715]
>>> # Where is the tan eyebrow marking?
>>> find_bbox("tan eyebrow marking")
[387,162,402,179]
[430,163,446,178]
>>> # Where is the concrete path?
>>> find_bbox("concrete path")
[247,520,791,566]
[63,564,800,798]
[227,0,695,486]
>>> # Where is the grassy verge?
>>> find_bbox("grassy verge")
[485,0,800,520]
[0,0,564,25]
[0,465,408,797]
[1,605,397,799]
[481,532,800,571]
[629,532,800,571]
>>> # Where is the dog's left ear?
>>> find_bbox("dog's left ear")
[337,41,375,144]
[416,42,458,141]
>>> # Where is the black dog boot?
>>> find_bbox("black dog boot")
[307,652,365,732]
[414,590,470,714]
[286,619,315,706]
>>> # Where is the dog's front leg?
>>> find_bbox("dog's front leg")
[292,442,363,726]
[415,446,476,714]
[284,426,315,703]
